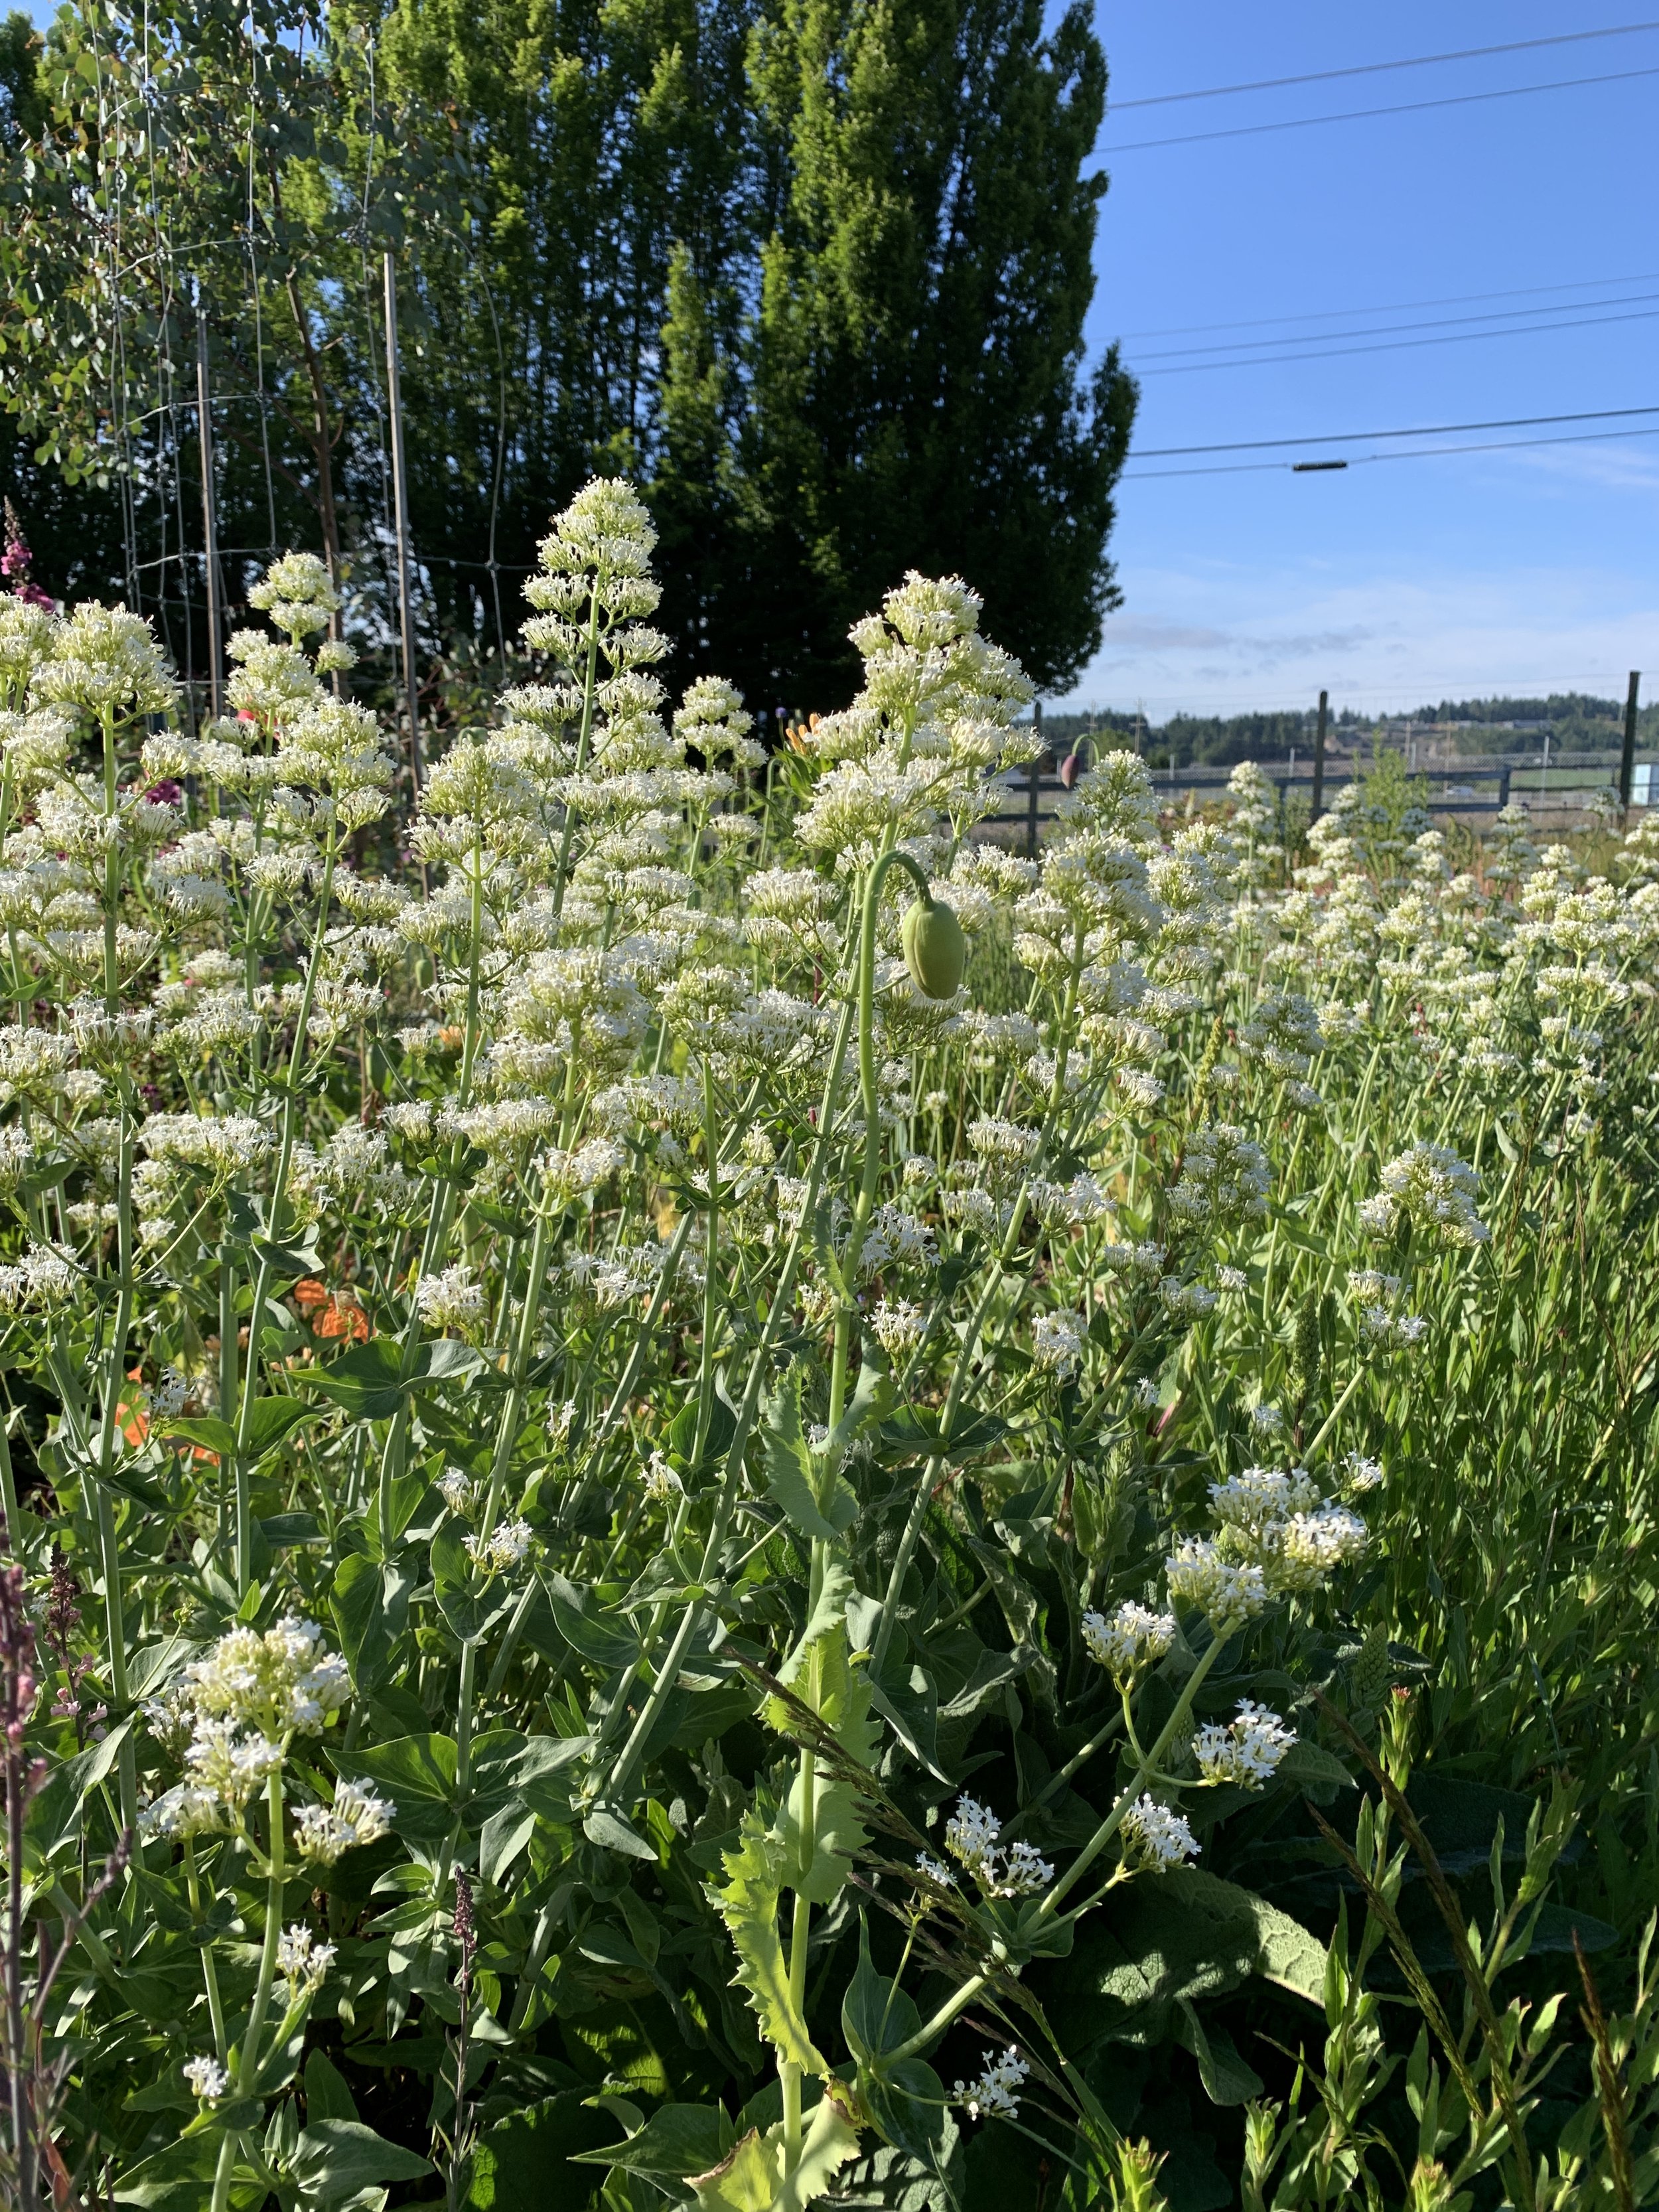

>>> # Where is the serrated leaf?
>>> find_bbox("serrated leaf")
[709,1803,826,2074]
[762,1366,855,1542]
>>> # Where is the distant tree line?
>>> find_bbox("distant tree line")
[1037,692,1658,768]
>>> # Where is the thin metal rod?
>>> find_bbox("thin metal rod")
[195,312,224,725]
[383,253,423,792]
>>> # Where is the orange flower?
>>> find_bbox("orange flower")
[114,1364,148,1448]
[298,1279,370,1341]
[315,1291,369,1343]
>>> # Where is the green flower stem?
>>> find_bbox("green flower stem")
[232,834,338,1591]
[869,926,1090,1677]
[478,1210,553,1537]
[183,1839,228,2061]
[881,1637,1226,2071]
[549,592,603,921]
[602,1001,857,1806]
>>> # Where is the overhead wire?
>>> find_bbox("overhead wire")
[1103,62,1659,153]
[1117,271,1659,342]
[1121,421,1659,479]
[1112,20,1659,108]
[1131,404,1659,457]
[1137,301,1659,374]
[1133,289,1659,362]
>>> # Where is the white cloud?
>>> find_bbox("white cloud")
[1061,559,1658,717]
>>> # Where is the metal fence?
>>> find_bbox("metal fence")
[979,749,1643,853]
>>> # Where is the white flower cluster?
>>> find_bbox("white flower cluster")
[465,1518,534,1574]
[954,2047,1030,2121]
[1081,1601,1176,1682]
[1360,1143,1488,1246]
[942,1796,1054,1898]
[1121,1794,1200,1870]
[1192,1700,1297,1788]
[294,1781,396,1866]
[139,1618,372,1852]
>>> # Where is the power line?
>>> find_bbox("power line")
[1117,271,1659,342]
[1112,20,1659,110]
[1139,302,1659,376]
[1132,405,1659,458]
[1132,289,1659,362]
[1121,421,1659,480]
[1103,62,1659,153]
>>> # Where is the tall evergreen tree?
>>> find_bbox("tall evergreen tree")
[2,0,1133,706]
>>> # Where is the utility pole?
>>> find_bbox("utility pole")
[383,254,423,792]
[1311,689,1329,820]
[1620,670,1642,816]
[195,310,224,726]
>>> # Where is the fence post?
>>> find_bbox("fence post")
[1311,689,1328,820]
[1498,763,1511,809]
[1620,670,1642,817]
[1027,699,1043,857]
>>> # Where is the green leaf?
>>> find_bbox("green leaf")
[261,1511,323,1547]
[543,1572,642,1670]
[1279,1739,1355,1803]
[842,1917,924,2063]
[113,2130,265,2209]
[333,1733,457,1845]
[289,2118,431,2203]
[1176,1998,1266,2106]
[303,2050,359,2126]
[299,1340,408,1422]
[572,2102,735,2177]
[331,1555,409,1693]
[709,1803,826,2073]
[162,1416,238,1458]
[466,2091,621,2209]
[583,1805,659,1860]
[762,1366,855,1542]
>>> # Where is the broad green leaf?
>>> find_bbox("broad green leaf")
[331,1555,409,1694]
[544,1572,642,1670]
[334,1734,457,1846]
[289,2118,431,2203]
[572,2102,735,2177]
[584,1804,660,1860]
[162,1416,238,1458]
[709,1803,826,2073]
[303,2049,359,2126]
[842,1918,924,2063]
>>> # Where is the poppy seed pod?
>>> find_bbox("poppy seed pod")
[1059,752,1081,790]
[901,893,968,1000]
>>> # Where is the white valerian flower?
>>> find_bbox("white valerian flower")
[1082,1601,1176,1682]
[465,1518,534,1573]
[871,1298,925,1357]
[1165,1122,1271,1228]
[1342,1451,1384,1493]
[415,1264,488,1335]
[1032,1308,1086,1376]
[1121,1795,1200,1870]
[1193,1700,1297,1788]
[1277,1503,1368,1590]
[644,1451,684,1501]
[180,1616,350,1737]
[184,2055,229,2102]
[1215,1266,1249,1292]
[1165,1538,1269,1633]
[955,2048,1030,2121]
[277,1922,337,1996]
[942,1795,1052,1897]
[294,1781,396,1866]
[1248,1402,1285,1436]
[437,1469,476,1516]
[943,1795,1002,1883]
[914,1852,957,1889]
[1364,1142,1488,1246]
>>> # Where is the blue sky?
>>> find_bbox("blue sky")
[1068,2,1659,719]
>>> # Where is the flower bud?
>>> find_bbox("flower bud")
[901,895,967,1000]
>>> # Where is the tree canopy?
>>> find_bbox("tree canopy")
[0,0,1133,712]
